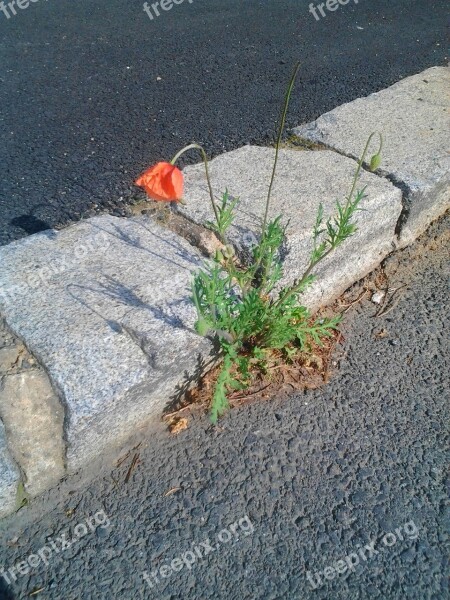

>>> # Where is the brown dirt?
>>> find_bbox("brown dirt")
[164,327,345,432]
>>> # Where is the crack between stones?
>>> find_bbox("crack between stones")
[153,208,224,258]
[289,134,412,242]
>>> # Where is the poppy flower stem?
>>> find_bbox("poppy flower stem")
[346,131,383,208]
[274,131,383,310]
[170,143,222,236]
[261,62,301,237]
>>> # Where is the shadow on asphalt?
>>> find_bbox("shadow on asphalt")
[0,578,15,600]
[10,215,51,236]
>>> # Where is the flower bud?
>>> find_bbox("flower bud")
[223,245,235,259]
[369,153,382,172]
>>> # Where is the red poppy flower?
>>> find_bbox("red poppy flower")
[135,162,184,202]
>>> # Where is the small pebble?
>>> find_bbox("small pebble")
[371,291,386,304]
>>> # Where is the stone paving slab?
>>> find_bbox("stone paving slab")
[179,146,402,309]
[294,66,450,247]
[0,419,20,519]
[0,215,214,473]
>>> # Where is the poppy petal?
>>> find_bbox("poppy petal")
[135,162,184,202]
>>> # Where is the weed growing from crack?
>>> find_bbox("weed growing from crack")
[136,63,383,422]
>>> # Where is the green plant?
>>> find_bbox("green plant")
[15,481,29,511]
[172,64,382,422]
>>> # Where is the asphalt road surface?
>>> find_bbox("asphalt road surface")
[0,0,448,245]
[0,215,448,599]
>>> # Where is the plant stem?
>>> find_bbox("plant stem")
[261,62,301,236]
[275,131,382,309]
[346,132,383,208]
[171,143,221,231]
[274,247,333,308]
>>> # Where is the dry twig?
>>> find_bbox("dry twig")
[375,285,407,317]
[124,453,140,483]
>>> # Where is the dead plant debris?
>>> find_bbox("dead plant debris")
[115,442,142,469]
[162,329,343,428]
[166,417,189,435]
[374,328,389,339]
[29,588,45,597]
[164,487,181,497]
[124,452,141,483]
[374,284,407,317]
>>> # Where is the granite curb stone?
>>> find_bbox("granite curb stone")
[0,215,214,474]
[294,66,450,247]
[179,146,403,309]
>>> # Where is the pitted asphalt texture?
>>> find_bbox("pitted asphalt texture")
[0,0,448,245]
[0,216,448,599]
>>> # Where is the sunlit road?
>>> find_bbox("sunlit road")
[0,0,447,244]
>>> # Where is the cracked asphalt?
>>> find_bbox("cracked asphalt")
[0,216,448,599]
[0,0,448,245]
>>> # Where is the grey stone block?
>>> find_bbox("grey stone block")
[179,145,402,309]
[0,419,20,519]
[0,215,214,472]
[294,67,450,247]
[0,371,65,497]
[0,344,23,375]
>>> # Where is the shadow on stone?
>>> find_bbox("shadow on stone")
[87,219,200,270]
[66,278,188,331]
[164,349,219,416]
